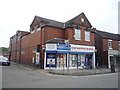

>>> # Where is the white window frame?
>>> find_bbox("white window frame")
[37,27,41,31]
[85,31,90,42]
[31,30,35,34]
[74,29,81,40]
[108,40,112,49]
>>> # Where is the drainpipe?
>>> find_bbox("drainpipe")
[41,26,46,69]
[15,34,18,62]
[43,27,46,69]
[9,38,12,62]
[19,35,22,64]
[40,26,42,69]
[93,52,96,68]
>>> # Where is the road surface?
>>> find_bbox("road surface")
[2,63,118,88]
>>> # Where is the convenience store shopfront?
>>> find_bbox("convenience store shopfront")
[44,44,95,69]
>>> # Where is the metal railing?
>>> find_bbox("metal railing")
[47,65,118,76]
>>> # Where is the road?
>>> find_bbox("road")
[2,63,118,88]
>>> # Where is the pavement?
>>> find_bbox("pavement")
[12,62,118,76]
[47,68,118,76]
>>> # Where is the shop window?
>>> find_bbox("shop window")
[80,55,85,67]
[70,54,78,67]
[57,54,66,68]
[85,31,90,41]
[74,29,81,40]
[108,40,112,49]
[46,53,56,67]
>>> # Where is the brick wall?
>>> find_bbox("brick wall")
[102,39,108,50]
[112,40,119,50]
[20,30,41,65]
[45,26,64,41]
[65,27,94,45]
[102,38,119,50]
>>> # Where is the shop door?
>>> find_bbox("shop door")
[110,56,115,66]
[85,56,92,69]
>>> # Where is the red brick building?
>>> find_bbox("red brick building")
[95,30,120,68]
[10,13,97,69]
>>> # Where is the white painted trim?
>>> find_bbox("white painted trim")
[93,52,96,68]
[108,39,112,41]
[67,53,69,68]
[31,30,35,34]
[108,40,113,50]
[44,52,46,69]
[74,29,81,40]
[108,55,110,68]
[85,31,90,42]
[108,55,114,68]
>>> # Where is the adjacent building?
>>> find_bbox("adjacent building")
[95,30,120,68]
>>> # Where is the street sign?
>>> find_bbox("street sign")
[41,44,45,50]
[36,53,40,65]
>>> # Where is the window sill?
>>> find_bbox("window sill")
[108,48,113,50]
[85,40,90,42]
[75,39,81,41]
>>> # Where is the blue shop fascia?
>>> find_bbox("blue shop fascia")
[44,43,95,69]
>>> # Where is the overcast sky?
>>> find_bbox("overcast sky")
[0,0,119,47]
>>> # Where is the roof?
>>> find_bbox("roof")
[96,30,120,40]
[118,34,120,41]
[65,12,92,28]
[10,30,30,39]
[30,12,92,29]
[31,16,64,29]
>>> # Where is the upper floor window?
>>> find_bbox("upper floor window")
[108,40,112,49]
[74,29,81,40]
[85,31,90,41]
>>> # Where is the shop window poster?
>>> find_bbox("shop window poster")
[46,53,56,66]
[47,58,55,65]
[57,54,66,67]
